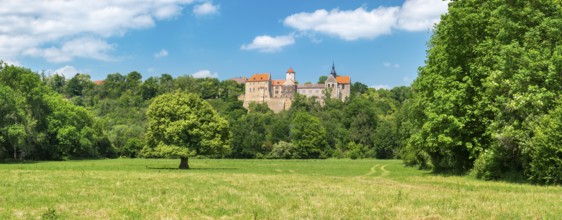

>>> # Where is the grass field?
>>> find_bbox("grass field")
[0,159,561,219]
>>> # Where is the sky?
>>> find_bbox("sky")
[0,0,450,89]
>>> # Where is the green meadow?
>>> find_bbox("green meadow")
[1,159,561,219]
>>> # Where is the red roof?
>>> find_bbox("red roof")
[247,73,270,82]
[229,77,247,84]
[93,80,104,85]
[336,76,350,84]
[287,68,295,73]
[272,80,286,85]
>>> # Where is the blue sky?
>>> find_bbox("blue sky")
[0,0,449,89]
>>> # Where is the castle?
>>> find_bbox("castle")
[240,64,351,112]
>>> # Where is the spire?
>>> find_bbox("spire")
[330,62,337,78]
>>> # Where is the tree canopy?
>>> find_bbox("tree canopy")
[406,0,562,183]
[142,92,230,169]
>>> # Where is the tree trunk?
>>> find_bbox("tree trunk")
[179,157,190,169]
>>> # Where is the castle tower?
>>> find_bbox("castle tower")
[282,67,296,98]
[285,67,295,84]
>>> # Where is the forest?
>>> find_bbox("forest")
[2,0,562,185]
[0,62,411,162]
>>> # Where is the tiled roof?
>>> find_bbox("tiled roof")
[336,76,350,84]
[272,80,286,85]
[93,80,104,85]
[247,73,270,82]
[229,77,247,84]
[287,68,295,73]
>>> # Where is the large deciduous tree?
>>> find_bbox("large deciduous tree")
[408,0,562,182]
[142,92,230,169]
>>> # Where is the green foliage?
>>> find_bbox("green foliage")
[248,102,272,114]
[290,112,328,159]
[406,0,562,180]
[0,61,408,163]
[317,75,328,84]
[44,95,99,159]
[44,74,66,94]
[267,141,297,159]
[372,119,399,159]
[64,73,94,98]
[346,142,367,159]
[41,207,59,220]
[351,82,368,96]
[0,63,108,160]
[290,94,322,113]
[526,102,562,184]
[121,138,144,158]
[0,85,26,159]
[142,92,230,160]
[141,143,193,158]
[230,111,272,158]
[343,96,378,148]
[219,80,245,101]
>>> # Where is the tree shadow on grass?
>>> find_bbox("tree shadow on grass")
[420,169,532,185]
[0,160,40,164]
[146,167,237,170]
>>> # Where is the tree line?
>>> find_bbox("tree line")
[0,61,410,163]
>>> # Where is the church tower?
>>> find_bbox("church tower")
[330,62,337,78]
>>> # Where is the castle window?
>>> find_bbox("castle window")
[342,84,345,89]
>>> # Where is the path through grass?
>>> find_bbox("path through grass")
[0,159,560,219]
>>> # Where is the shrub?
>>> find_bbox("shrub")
[268,141,296,159]
[527,104,562,184]
[346,142,366,159]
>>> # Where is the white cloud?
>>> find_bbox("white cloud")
[241,34,295,52]
[397,0,450,31]
[154,49,169,58]
[0,0,195,62]
[191,70,218,78]
[24,37,114,62]
[53,65,80,79]
[193,2,220,16]
[284,7,399,41]
[281,0,449,41]
[1,59,20,67]
[383,62,400,68]
[370,84,391,90]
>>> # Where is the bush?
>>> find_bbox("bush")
[268,141,296,159]
[346,142,366,159]
[527,104,562,184]
[472,144,525,182]
[121,138,144,158]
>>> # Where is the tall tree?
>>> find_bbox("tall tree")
[408,0,562,179]
[142,92,230,169]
